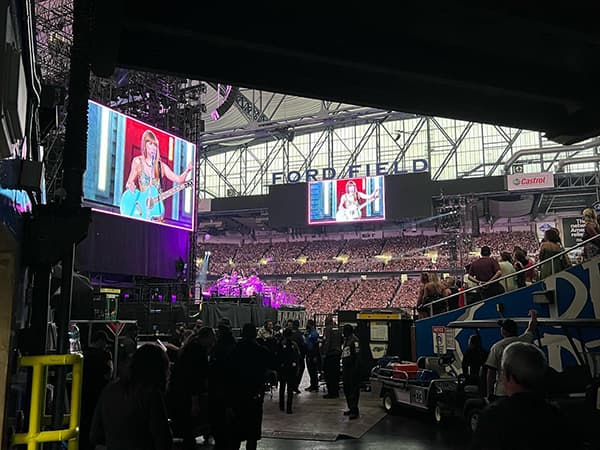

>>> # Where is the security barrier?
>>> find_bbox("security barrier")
[12,354,82,450]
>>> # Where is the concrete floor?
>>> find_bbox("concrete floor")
[257,406,469,450]
[254,380,470,450]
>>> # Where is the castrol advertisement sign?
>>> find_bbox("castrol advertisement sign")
[506,172,554,191]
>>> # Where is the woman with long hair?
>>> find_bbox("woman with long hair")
[90,343,172,450]
[539,229,570,279]
[582,207,600,261]
[336,180,379,221]
[125,130,193,193]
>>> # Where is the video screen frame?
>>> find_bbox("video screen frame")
[307,175,386,225]
[84,100,196,231]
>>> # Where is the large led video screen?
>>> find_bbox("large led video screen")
[308,176,385,225]
[84,100,196,230]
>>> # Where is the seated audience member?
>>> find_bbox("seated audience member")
[471,342,578,450]
[468,246,504,299]
[485,310,538,400]
[90,344,172,450]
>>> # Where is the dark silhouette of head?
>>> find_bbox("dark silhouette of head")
[544,228,561,244]
[498,319,518,338]
[130,344,169,392]
[283,328,293,339]
[467,334,483,351]
[342,324,354,338]
[241,323,257,340]
[481,246,492,257]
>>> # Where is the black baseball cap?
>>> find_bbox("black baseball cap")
[497,318,518,335]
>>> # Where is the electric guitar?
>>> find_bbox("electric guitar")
[120,179,193,220]
[336,195,379,222]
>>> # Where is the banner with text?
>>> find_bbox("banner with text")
[506,172,554,191]
[562,217,585,248]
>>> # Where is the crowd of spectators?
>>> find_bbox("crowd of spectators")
[200,232,542,312]
[474,232,538,256]
[202,232,540,277]
[275,280,320,303]
[303,280,357,315]
[232,243,271,264]
[390,278,422,309]
[341,278,399,310]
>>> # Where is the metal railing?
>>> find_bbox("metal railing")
[12,354,82,450]
[419,233,600,319]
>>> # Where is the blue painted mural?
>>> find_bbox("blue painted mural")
[415,259,600,372]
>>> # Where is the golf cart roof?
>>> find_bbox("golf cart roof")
[447,318,600,329]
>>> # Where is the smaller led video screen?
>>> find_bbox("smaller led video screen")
[84,100,196,231]
[308,176,385,225]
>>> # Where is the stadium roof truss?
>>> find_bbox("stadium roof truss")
[33,1,600,209]
[201,117,600,199]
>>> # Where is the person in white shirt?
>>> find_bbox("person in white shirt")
[498,252,517,292]
[485,309,538,399]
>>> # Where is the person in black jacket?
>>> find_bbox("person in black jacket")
[461,334,488,388]
[322,316,342,398]
[229,323,276,450]
[341,324,361,419]
[277,328,300,413]
[90,343,172,450]
[209,319,237,450]
[80,331,113,450]
[168,327,215,450]
[290,319,306,393]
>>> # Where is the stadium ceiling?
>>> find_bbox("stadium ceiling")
[90,3,600,145]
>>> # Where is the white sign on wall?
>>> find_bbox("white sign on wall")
[506,172,554,191]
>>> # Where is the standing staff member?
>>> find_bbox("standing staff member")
[322,316,342,399]
[304,320,321,392]
[341,324,361,419]
[290,320,306,394]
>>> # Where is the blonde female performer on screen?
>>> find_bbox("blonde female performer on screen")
[336,180,379,221]
[125,130,193,195]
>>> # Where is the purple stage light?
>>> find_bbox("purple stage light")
[210,272,298,309]
[158,294,163,301]
[171,295,177,303]
[123,294,130,299]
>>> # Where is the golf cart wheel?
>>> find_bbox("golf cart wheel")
[467,408,481,433]
[433,402,444,424]
[383,392,395,413]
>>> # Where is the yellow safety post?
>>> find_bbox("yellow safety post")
[12,354,83,450]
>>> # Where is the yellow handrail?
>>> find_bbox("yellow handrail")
[12,354,82,450]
